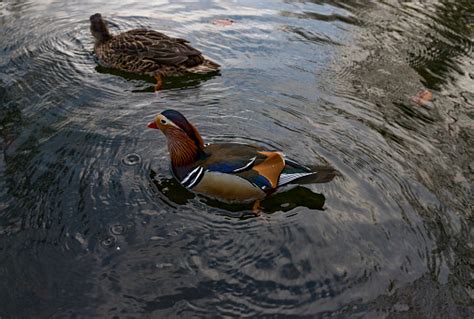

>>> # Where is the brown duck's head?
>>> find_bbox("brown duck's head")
[148,110,205,166]
[90,13,112,42]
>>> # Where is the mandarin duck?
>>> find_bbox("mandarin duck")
[90,13,220,91]
[148,110,336,211]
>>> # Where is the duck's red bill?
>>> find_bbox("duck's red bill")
[147,121,158,129]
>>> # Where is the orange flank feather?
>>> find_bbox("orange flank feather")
[190,123,204,150]
[253,151,285,188]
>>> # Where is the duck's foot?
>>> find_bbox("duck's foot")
[154,74,163,92]
[252,200,263,216]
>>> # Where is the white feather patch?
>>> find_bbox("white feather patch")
[181,166,203,185]
[232,156,257,173]
[185,167,204,189]
[278,172,316,187]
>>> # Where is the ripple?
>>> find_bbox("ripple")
[122,153,142,166]
[280,10,359,26]
[0,0,471,318]
[101,235,117,248]
[110,224,125,235]
[356,1,473,87]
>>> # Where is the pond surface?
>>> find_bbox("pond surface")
[0,0,473,317]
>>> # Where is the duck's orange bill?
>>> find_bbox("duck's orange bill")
[147,121,158,129]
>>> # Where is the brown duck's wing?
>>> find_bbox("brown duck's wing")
[110,29,203,66]
[126,30,192,44]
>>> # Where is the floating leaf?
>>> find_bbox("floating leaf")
[411,89,433,107]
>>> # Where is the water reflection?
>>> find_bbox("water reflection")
[368,0,473,89]
[0,0,472,318]
[96,64,221,92]
[151,170,327,215]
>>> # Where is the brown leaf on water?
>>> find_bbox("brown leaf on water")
[212,19,234,26]
[411,89,433,107]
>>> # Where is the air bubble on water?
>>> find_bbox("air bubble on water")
[122,153,141,166]
[110,224,124,235]
[101,235,116,248]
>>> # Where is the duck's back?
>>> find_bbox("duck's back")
[94,28,215,75]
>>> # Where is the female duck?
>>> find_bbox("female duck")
[148,110,336,210]
[90,13,219,90]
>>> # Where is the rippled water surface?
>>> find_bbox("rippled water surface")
[1,0,473,317]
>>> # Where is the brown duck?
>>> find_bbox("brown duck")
[89,13,220,90]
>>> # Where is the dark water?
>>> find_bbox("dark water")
[1,0,473,317]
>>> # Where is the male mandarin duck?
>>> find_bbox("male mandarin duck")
[90,13,220,91]
[148,110,336,211]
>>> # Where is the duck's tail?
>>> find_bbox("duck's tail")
[277,159,338,187]
[188,58,220,74]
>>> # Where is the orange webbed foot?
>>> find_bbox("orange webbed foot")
[252,200,263,216]
[154,74,163,92]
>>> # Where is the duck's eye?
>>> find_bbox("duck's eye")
[160,119,167,125]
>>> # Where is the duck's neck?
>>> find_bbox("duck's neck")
[166,130,204,168]
[95,32,112,44]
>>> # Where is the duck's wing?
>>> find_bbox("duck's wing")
[173,144,337,202]
[202,144,333,189]
[177,144,286,192]
[110,29,203,66]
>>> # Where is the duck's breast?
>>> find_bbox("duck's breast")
[192,171,265,203]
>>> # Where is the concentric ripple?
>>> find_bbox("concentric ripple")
[0,0,472,318]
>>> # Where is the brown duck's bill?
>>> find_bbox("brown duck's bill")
[147,121,158,129]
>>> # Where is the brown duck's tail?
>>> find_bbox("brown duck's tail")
[188,59,220,74]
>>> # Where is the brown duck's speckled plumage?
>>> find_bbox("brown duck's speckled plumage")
[90,14,220,78]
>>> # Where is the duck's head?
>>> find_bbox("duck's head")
[148,110,205,166]
[90,13,112,43]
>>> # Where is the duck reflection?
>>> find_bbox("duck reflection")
[95,65,220,92]
[150,169,331,216]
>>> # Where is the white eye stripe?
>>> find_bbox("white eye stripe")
[159,117,179,128]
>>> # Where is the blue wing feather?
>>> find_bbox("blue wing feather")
[192,143,276,191]
[206,156,256,174]
[206,162,240,173]
[204,157,272,190]
[247,174,272,189]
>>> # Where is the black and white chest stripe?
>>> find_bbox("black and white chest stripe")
[180,166,205,189]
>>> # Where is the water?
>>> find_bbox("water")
[0,0,472,317]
